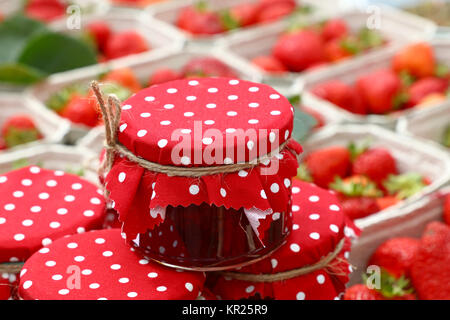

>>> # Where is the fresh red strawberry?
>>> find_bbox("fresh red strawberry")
[302,146,351,188]
[1,115,42,149]
[59,94,99,127]
[229,3,259,27]
[352,148,398,184]
[376,196,400,210]
[102,68,141,93]
[356,69,406,114]
[25,0,65,22]
[407,77,449,107]
[148,68,182,86]
[369,238,420,278]
[411,222,450,300]
[104,31,149,60]
[321,19,348,42]
[339,196,380,220]
[444,194,450,225]
[344,284,382,300]
[324,38,353,62]
[257,0,295,23]
[311,80,367,115]
[251,55,287,73]
[392,43,436,79]
[182,57,237,78]
[176,5,224,36]
[273,29,325,72]
[86,21,111,52]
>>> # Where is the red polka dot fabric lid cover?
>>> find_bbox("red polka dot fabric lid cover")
[19,229,206,300]
[0,166,106,263]
[209,180,360,300]
[105,78,302,242]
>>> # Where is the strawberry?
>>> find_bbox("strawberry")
[344,284,382,300]
[392,43,436,79]
[102,68,141,93]
[321,19,348,42]
[251,55,287,74]
[273,29,325,72]
[257,1,295,23]
[410,222,450,300]
[444,194,450,225]
[59,94,99,127]
[407,77,449,107]
[25,0,65,23]
[352,148,398,184]
[356,69,406,114]
[311,80,367,115]
[86,21,111,52]
[148,68,182,86]
[339,196,380,220]
[228,3,259,27]
[376,196,400,210]
[176,4,225,36]
[383,173,427,200]
[0,12,4,22]
[1,115,42,149]
[330,175,383,198]
[104,31,149,60]
[324,38,353,62]
[369,238,420,278]
[302,146,351,188]
[182,57,237,78]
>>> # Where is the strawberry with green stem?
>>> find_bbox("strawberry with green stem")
[352,147,398,185]
[1,115,42,149]
[176,1,225,36]
[383,173,427,200]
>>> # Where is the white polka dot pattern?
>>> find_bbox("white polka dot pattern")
[0,166,106,262]
[117,78,293,166]
[19,229,205,300]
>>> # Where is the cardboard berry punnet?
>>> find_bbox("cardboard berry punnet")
[92,77,302,271]
[0,166,107,299]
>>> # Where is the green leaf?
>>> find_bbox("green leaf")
[0,62,45,84]
[46,82,88,112]
[18,32,98,75]
[292,109,317,142]
[288,94,301,106]
[358,27,383,50]
[340,36,362,55]
[0,14,47,63]
[330,176,383,198]
[435,63,449,78]
[348,139,372,161]
[101,82,132,102]
[442,125,450,148]
[384,173,426,199]
[297,163,313,182]
[220,10,241,31]
[399,70,416,87]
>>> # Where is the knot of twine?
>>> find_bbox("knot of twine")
[217,239,346,282]
[0,262,24,274]
[91,81,300,178]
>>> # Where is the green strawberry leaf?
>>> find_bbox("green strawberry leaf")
[4,127,40,148]
[399,70,416,87]
[18,32,98,75]
[384,173,426,199]
[435,63,450,78]
[392,91,410,110]
[330,176,383,198]
[101,82,132,102]
[443,124,450,148]
[340,36,362,55]
[348,139,372,161]
[292,108,317,142]
[358,27,383,50]
[0,62,45,84]
[220,10,241,31]
[297,163,313,182]
[46,82,89,112]
[288,94,301,106]
[195,0,208,12]
[0,15,47,63]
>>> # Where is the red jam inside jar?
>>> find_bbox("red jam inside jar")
[133,199,293,271]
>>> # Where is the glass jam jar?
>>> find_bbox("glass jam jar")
[99,77,301,270]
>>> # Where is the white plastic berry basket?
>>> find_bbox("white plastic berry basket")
[0,0,109,17]
[301,38,450,129]
[0,144,100,185]
[301,124,450,231]
[0,94,70,153]
[146,0,341,47]
[27,46,261,143]
[220,4,436,90]
[396,101,450,153]
[348,186,449,285]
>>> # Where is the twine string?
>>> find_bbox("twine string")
[90,81,300,177]
[217,239,345,282]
